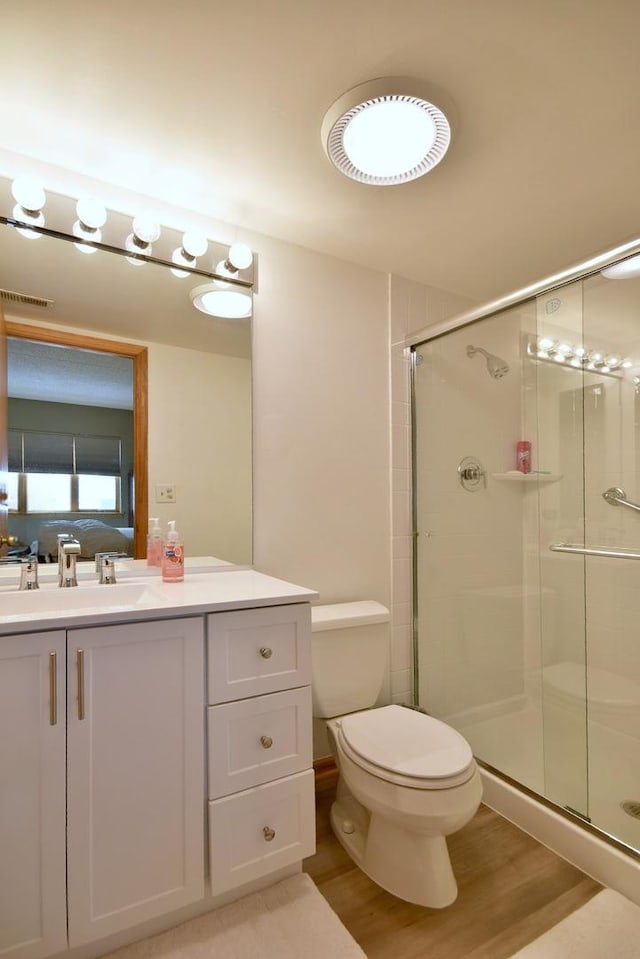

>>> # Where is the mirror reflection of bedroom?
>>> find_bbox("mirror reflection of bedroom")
[7,337,135,563]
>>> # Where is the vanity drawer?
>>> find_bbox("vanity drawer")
[208,769,315,894]
[207,604,311,703]
[208,686,312,799]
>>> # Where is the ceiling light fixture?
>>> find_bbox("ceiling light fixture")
[601,254,640,280]
[321,77,452,186]
[11,175,46,239]
[190,283,252,319]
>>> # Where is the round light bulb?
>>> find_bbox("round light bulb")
[12,204,44,239]
[72,219,101,254]
[11,175,46,211]
[622,359,633,369]
[228,242,253,271]
[182,231,208,258]
[344,100,437,178]
[538,337,555,351]
[170,248,193,278]
[132,214,161,244]
[76,197,107,229]
[214,259,235,286]
[125,233,147,266]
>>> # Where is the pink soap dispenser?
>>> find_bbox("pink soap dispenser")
[161,520,184,582]
[146,517,162,567]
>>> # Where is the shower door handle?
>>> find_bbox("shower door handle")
[602,487,640,514]
[550,543,640,560]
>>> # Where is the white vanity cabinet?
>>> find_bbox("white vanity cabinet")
[0,570,316,959]
[206,604,315,893]
[0,631,67,959]
[0,617,205,958]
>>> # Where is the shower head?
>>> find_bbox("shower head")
[466,345,509,379]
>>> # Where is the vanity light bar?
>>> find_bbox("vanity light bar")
[6,177,254,290]
[528,337,634,377]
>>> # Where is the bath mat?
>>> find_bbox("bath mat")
[509,888,640,957]
[102,872,366,959]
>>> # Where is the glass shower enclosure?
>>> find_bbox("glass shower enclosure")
[412,253,640,855]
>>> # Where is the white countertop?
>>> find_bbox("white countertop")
[0,567,318,635]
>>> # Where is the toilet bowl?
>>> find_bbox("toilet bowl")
[312,602,482,908]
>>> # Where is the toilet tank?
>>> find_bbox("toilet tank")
[311,601,390,718]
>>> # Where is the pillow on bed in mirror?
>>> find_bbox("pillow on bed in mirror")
[36,519,133,559]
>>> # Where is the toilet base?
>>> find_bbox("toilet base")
[330,793,458,908]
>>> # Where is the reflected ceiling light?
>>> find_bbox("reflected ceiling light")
[190,282,252,319]
[72,197,107,254]
[601,254,640,279]
[170,231,209,278]
[321,77,451,186]
[11,175,46,239]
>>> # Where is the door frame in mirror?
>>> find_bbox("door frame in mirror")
[5,321,148,559]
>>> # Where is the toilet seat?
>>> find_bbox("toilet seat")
[336,705,476,790]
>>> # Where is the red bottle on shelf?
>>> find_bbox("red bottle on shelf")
[516,441,532,473]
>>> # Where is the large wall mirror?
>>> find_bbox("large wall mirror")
[0,179,252,566]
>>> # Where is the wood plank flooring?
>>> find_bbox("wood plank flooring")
[303,769,601,958]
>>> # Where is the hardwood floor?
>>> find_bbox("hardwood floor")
[303,769,601,958]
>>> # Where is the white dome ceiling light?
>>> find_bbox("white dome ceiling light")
[601,254,640,280]
[190,283,252,319]
[321,77,452,186]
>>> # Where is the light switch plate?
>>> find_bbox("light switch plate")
[155,484,176,503]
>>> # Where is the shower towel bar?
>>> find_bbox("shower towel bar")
[550,543,640,560]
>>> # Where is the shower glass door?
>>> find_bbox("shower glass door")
[414,261,640,854]
[413,301,554,798]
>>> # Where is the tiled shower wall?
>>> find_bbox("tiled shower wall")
[388,275,475,704]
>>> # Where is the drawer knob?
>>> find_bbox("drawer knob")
[260,735,273,749]
[263,826,276,842]
[259,646,273,659]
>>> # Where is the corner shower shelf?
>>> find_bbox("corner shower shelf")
[492,472,562,484]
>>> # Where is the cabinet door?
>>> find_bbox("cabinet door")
[0,631,66,959]
[66,617,205,947]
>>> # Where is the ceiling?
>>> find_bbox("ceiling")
[1,1,640,306]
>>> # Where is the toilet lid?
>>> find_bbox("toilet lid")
[339,705,474,781]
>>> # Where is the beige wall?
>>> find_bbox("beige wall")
[147,344,252,564]
[250,235,390,605]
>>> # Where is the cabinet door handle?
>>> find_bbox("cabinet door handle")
[263,826,276,842]
[260,735,273,749]
[49,651,57,726]
[259,646,272,659]
[76,648,85,721]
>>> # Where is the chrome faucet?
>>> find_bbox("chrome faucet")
[95,552,118,584]
[57,534,81,587]
[19,556,39,590]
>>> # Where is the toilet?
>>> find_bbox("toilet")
[312,601,483,908]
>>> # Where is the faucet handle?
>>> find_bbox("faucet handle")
[97,553,118,585]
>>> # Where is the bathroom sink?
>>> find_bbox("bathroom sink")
[0,580,150,617]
